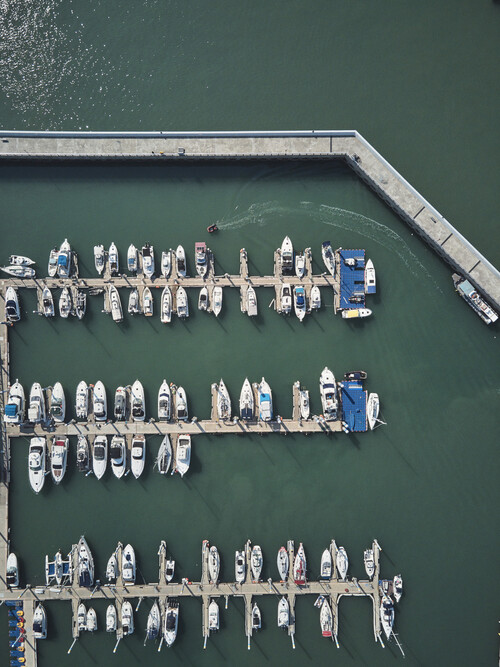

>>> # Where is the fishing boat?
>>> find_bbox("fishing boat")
[41,286,54,317]
[50,382,65,423]
[28,437,46,493]
[76,435,90,473]
[365,258,376,294]
[293,285,306,321]
[94,245,105,275]
[131,435,146,479]
[131,379,145,421]
[280,236,294,274]
[161,250,172,278]
[277,546,288,581]
[58,287,72,318]
[164,600,179,646]
[92,435,108,479]
[122,601,134,636]
[321,241,335,276]
[75,290,86,319]
[128,288,140,314]
[176,286,189,318]
[28,382,46,423]
[380,594,394,639]
[51,437,68,484]
[336,546,348,581]
[364,549,375,579]
[161,286,172,323]
[157,435,172,474]
[320,549,332,579]
[108,242,119,274]
[6,553,19,588]
[452,273,498,324]
[48,247,58,276]
[175,435,191,477]
[175,386,188,421]
[393,574,403,603]
[195,241,208,277]
[310,285,321,309]
[57,239,72,278]
[0,264,35,277]
[280,283,292,314]
[127,244,138,273]
[294,543,306,584]
[367,393,380,430]
[235,550,245,583]
[110,435,127,479]
[208,600,219,631]
[341,307,372,319]
[106,605,117,632]
[77,603,87,631]
[142,243,155,278]
[143,286,153,316]
[277,596,289,628]
[78,536,94,588]
[146,601,161,640]
[251,545,263,582]
[252,603,261,630]
[246,285,258,316]
[320,598,333,637]
[175,245,187,277]
[216,379,231,420]
[4,379,25,424]
[114,386,127,421]
[165,558,175,582]
[208,545,220,584]
[86,607,97,632]
[106,552,118,582]
[9,254,35,265]
[295,251,305,278]
[299,388,310,420]
[158,380,171,420]
[258,377,273,422]
[33,604,47,639]
[4,287,20,323]
[319,367,338,421]
[239,378,254,420]
[198,286,208,311]
[93,381,107,421]
[212,286,223,316]
[122,544,136,584]
[109,285,123,322]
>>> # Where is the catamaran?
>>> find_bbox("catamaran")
[251,545,263,582]
[109,285,123,322]
[157,435,172,474]
[41,286,54,317]
[28,437,46,493]
[93,381,107,421]
[28,382,46,423]
[108,242,119,274]
[367,392,380,430]
[319,367,338,421]
[161,250,172,278]
[280,236,294,274]
[110,436,127,479]
[57,239,72,278]
[277,546,289,581]
[142,243,155,278]
[4,379,25,424]
[175,435,191,477]
[336,546,348,581]
[158,380,171,420]
[161,286,172,323]
[94,245,105,274]
[216,379,231,420]
[50,382,65,423]
[5,286,20,323]
[92,435,108,479]
[59,287,72,318]
[131,379,145,421]
[131,435,146,479]
[122,544,136,584]
[258,377,273,421]
[127,244,138,273]
[176,286,189,318]
[239,378,254,420]
[51,437,68,484]
[195,242,208,277]
[175,245,187,277]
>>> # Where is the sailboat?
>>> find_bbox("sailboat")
[320,598,333,637]
[161,286,172,323]
[277,546,289,581]
[293,543,306,585]
[277,596,289,628]
[239,378,254,420]
[158,380,171,420]
[0,264,35,278]
[208,545,220,584]
[108,285,123,322]
[251,545,263,582]
[336,546,348,581]
[175,435,191,477]
[146,601,161,640]
[216,379,231,420]
[380,594,394,640]
[108,242,119,274]
[367,393,380,430]
[9,254,35,265]
[157,435,172,474]
[94,245,105,274]
[321,241,335,275]
[41,286,55,317]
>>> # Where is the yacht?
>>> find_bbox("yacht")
[127,244,138,273]
[78,536,94,588]
[76,436,90,473]
[251,545,263,582]
[110,435,127,479]
[93,381,107,421]
[131,379,145,421]
[320,598,333,637]
[364,549,375,579]
[367,393,380,430]
[175,386,188,421]
[453,273,498,324]
[293,543,306,585]
[128,288,140,314]
[77,603,87,631]
[235,550,245,583]
[161,286,172,323]
[365,259,376,294]
[277,596,289,628]
[341,307,372,319]
[321,241,335,275]
[108,242,119,274]
[239,378,254,420]
[165,558,175,583]
[198,286,208,311]
[4,379,25,424]
[9,254,35,265]
[0,264,35,278]
[5,287,20,323]
[280,236,294,274]
[161,250,172,278]
[310,285,321,309]
[277,546,288,581]
[393,574,403,603]
[86,608,97,631]
[258,377,273,422]
[28,437,46,493]
[208,600,219,631]
[164,600,179,646]
[106,552,118,582]
[131,435,146,479]
[212,286,223,316]
[92,435,108,479]
[121,601,134,636]
[246,285,258,316]
[142,243,155,278]
[293,285,306,321]
[94,245,105,274]
[280,283,292,314]
[75,290,86,319]
[176,286,189,318]
[175,245,187,277]
[6,553,19,588]
[51,437,68,484]
[48,247,58,276]
[122,544,136,584]
[252,603,261,630]
[295,252,305,278]
[28,382,46,423]
[336,546,348,581]
[146,601,161,640]
[319,367,338,421]
[143,286,153,316]
[50,382,65,423]
[41,286,54,317]
[208,545,220,584]
[299,388,310,420]
[33,604,47,639]
[109,285,123,322]
[195,241,208,278]
[157,435,172,474]
[114,386,127,421]
[158,380,172,420]
[57,239,72,278]
[106,605,117,633]
[59,287,72,318]
[320,549,332,579]
[380,594,394,640]
[216,379,231,420]
[175,435,191,477]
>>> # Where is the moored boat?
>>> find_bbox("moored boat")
[28,437,46,493]
[108,242,119,274]
[4,379,25,424]
[175,245,186,277]
[195,241,208,278]
[28,382,46,423]
[161,286,172,323]
[131,379,145,421]
[143,286,153,316]
[121,600,134,636]
[157,435,172,474]
[216,379,231,421]
[321,241,335,276]
[235,550,245,583]
[110,435,127,478]
[0,264,35,277]
[251,545,263,582]
[252,603,261,630]
[299,388,310,420]
[75,290,86,319]
[5,286,20,323]
[50,437,68,484]
[280,283,292,314]
[127,244,138,273]
[175,386,188,421]
[146,601,161,640]
[122,544,136,584]
[393,574,403,603]
[94,245,105,275]
[365,258,376,294]
[106,604,117,632]
[176,286,189,318]
[277,546,288,581]
[92,435,108,479]
[367,392,380,430]
[114,386,127,421]
[280,236,294,274]
[106,552,118,582]
[9,254,35,265]
[48,247,58,276]
[57,238,72,278]
[142,243,155,278]
[319,367,338,421]
[131,435,146,479]
[6,552,19,588]
[50,382,66,423]
[77,603,87,631]
[277,596,289,628]
[164,599,179,646]
[246,285,258,316]
[364,549,375,579]
[310,285,321,309]
[161,250,172,278]
[341,307,372,319]
[293,285,306,321]
[295,251,305,278]
[41,286,55,317]
[76,435,90,473]
[128,288,140,314]
[452,273,498,324]
[320,549,332,579]
[212,286,223,317]
[86,607,97,631]
[258,377,273,422]
[93,381,107,421]
[208,599,219,631]
[33,604,47,639]
[198,286,208,311]
[165,558,175,583]
[158,380,171,420]
[380,594,394,640]
[293,543,306,585]
[58,287,72,318]
[208,545,220,584]
[336,546,348,581]
[239,378,254,420]
[320,598,333,637]
[77,536,94,588]
[108,285,123,322]
[175,434,191,477]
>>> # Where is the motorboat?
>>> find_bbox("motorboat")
[208,600,219,631]
[142,243,155,278]
[293,285,306,321]
[198,286,208,311]
[165,558,175,582]
[9,254,35,265]
[294,543,306,585]
[336,546,348,581]
[393,574,403,603]
[0,264,35,278]
[344,370,367,381]
[161,286,172,323]
[299,388,310,420]
[277,546,288,581]
[321,241,335,276]
[41,286,55,317]
[5,287,20,323]
[92,435,108,479]
[295,251,305,278]
[258,377,272,422]
[235,550,245,583]
[367,393,380,430]
[320,598,333,637]
[86,607,97,632]
[51,437,68,484]
[161,250,172,278]
[341,307,372,319]
[164,600,179,646]
[175,434,191,477]
[310,285,321,309]
[175,386,188,421]
[453,273,498,324]
[176,286,189,318]
[158,380,171,420]
[131,379,145,421]
[48,247,58,276]
[128,288,141,314]
[216,379,231,420]
[77,603,87,631]
[109,285,123,322]
[106,605,117,632]
[319,367,338,421]
[212,286,223,316]
[122,544,136,584]
[146,601,161,640]
[106,552,118,582]
[59,287,72,318]
[114,386,127,421]
[246,285,258,316]
[380,594,394,640]
[93,381,107,421]
[365,258,376,294]
[131,435,146,479]
[75,290,86,319]
[280,283,292,314]
[251,545,263,582]
[208,545,220,584]
[108,242,119,274]
[6,553,19,588]
[175,245,187,277]
[57,238,72,278]
[4,379,25,424]
[33,604,47,639]
[76,435,90,473]
[364,549,375,579]
[280,236,294,274]
[320,549,332,579]
[28,382,46,423]
[127,244,138,273]
[78,536,94,588]
[143,286,153,316]
[195,241,208,278]
[50,382,66,423]
[239,378,254,420]
[28,437,46,493]
[157,435,172,474]
[94,245,105,275]
[277,596,289,628]
[252,603,261,630]
[110,435,127,478]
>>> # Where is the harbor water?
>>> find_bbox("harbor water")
[1,2,499,666]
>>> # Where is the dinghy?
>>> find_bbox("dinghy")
[246,285,258,316]
[114,386,127,421]
[48,247,58,276]
[336,546,348,581]
[58,287,72,318]
[198,286,208,311]
[161,250,172,278]
[42,286,55,317]
[131,379,145,421]
[161,286,172,323]
[108,242,119,274]
[367,393,380,430]
[127,244,138,273]
[176,286,188,318]
[143,286,153,316]
[106,605,117,632]
[28,382,46,423]
[146,601,161,640]
[212,286,223,316]
[5,287,20,323]
[121,601,134,636]
[157,435,172,474]
[50,437,68,484]
[158,380,171,420]
[94,245,105,275]
[164,600,179,646]
[110,436,127,479]
[28,437,46,493]
[142,243,155,278]
[320,549,332,579]
[92,435,108,479]
[175,245,187,277]
[57,239,72,278]
[251,545,263,582]
[175,435,191,477]
[131,435,146,479]
[208,545,220,584]
[109,285,123,322]
[239,378,254,420]
[122,544,136,584]
[277,596,289,628]
[93,381,107,421]
[175,386,188,421]
[50,382,65,423]
[277,546,288,581]
[128,288,140,314]
[76,435,90,473]
[216,379,231,420]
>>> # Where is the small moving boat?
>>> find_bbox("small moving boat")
[280,236,294,274]
[92,435,108,479]
[41,286,54,317]
[365,258,376,294]
[258,377,273,422]
[320,549,332,579]
[216,379,231,421]
[0,264,35,277]
[239,378,254,420]
[207,223,218,233]
[77,603,87,631]
[294,543,306,585]
[57,238,72,278]
[341,307,372,319]
[75,290,86,319]
[109,285,123,322]
[122,544,136,584]
[106,552,118,582]
[393,574,403,603]
[161,250,171,278]
[235,551,245,583]
[336,546,348,581]
[76,435,90,473]
[198,286,208,311]
[78,536,94,588]
[344,370,367,381]
[108,242,119,274]
[50,382,65,423]
[48,247,58,276]
[28,437,46,493]
[142,243,155,278]
[246,285,258,316]
[164,600,179,646]
[208,545,220,584]
[110,435,127,478]
[280,283,292,314]
[6,552,19,588]
[295,251,305,278]
[277,596,289,628]
[9,254,35,265]
[28,382,46,423]
[4,379,25,424]
[131,435,146,479]
[252,603,261,630]
[165,558,175,583]
[321,241,335,275]
[114,386,127,421]
[157,435,172,474]
[128,288,140,314]
[176,286,189,318]
[121,601,134,636]
[131,379,145,421]
[93,381,107,421]
[59,287,72,318]
[452,273,498,324]
[320,598,333,637]
[175,245,187,277]
[310,285,321,309]
[380,594,394,640]
[277,546,288,581]
[143,286,153,316]
[195,241,208,278]
[146,601,161,640]
[319,367,338,421]
[161,286,172,323]
[106,605,117,632]
[175,434,191,477]
[33,603,47,639]
[367,392,380,430]
[294,285,306,321]
[212,286,223,317]
[175,386,188,421]
[158,380,171,420]
[127,244,138,273]
[208,600,219,631]
[299,388,310,420]
[94,245,105,275]
[51,437,68,484]
[5,286,20,323]
[364,549,375,579]
[251,545,263,582]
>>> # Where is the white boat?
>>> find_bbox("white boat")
[86,607,97,632]
[143,286,153,316]
[4,379,25,424]
[9,254,35,265]
[41,286,54,317]
[320,549,332,579]
[175,434,191,477]
[131,435,146,479]
[77,603,87,631]
[176,286,189,318]
[108,242,119,274]
[295,252,305,278]
[157,435,172,474]
[364,549,375,579]
[158,380,171,420]
[108,285,123,322]
[165,559,175,583]
[94,245,105,275]
[252,603,261,630]
[293,543,306,584]
[453,273,499,324]
[212,286,223,316]
[365,258,376,294]
[164,600,179,646]
[319,367,338,421]
[142,243,155,278]
[53,550,64,585]
[33,604,47,639]
[235,550,245,583]
[195,241,208,278]
[161,286,172,323]
[208,545,220,584]
[106,605,117,632]
[216,379,231,420]
[92,435,108,479]
[0,264,35,278]
[122,544,136,584]
[50,382,65,423]
[58,287,72,318]
[128,288,140,314]
[393,574,403,603]
[367,393,380,430]
[380,594,394,639]
[198,286,208,311]
[48,247,58,276]
[28,382,46,423]
[341,307,372,319]
[175,386,188,421]
[5,287,20,323]
[251,545,263,582]
[246,285,258,316]
[106,552,118,582]
[208,600,219,631]
[320,598,333,637]
[51,437,68,484]
[28,437,46,493]
[336,546,348,581]
[299,388,310,420]
[75,290,86,319]
[310,285,321,309]
[239,378,254,420]
[114,386,127,421]
[293,285,306,321]
[122,601,134,636]
[57,239,72,278]
[277,596,289,628]
[258,377,272,422]
[280,236,294,273]
[127,244,138,273]
[161,250,172,278]
[93,381,107,421]
[175,245,187,277]
[6,553,19,588]
[277,546,288,581]
[78,536,94,588]
[110,435,127,478]
[76,435,90,473]
[280,283,292,314]
[321,241,335,276]
[146,601,161,640]
[131,379,145,421]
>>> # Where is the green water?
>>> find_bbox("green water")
[1,2,499,666]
